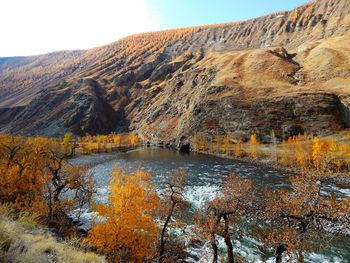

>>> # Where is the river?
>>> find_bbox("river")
[70,147,350,263]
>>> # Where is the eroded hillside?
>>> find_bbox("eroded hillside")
[0,0,350,147]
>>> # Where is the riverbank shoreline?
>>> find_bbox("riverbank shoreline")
[68,146,140,167]
[195,150,350,187]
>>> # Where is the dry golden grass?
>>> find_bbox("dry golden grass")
[0,204,106,263]
[191,33,350,103]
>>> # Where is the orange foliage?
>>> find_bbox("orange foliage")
[222,134,232,155]
[193,134,206,152]
[0,135,46,212]
[86,169,159,262]
[77,133,140,154]
[264,169,350,261]
[249,133,259,158]
[275,134,349,173]
[196,173,253,262]
[234,139,244,157]
[0,134,95,226]
[212,133,222,153]
[129,133,140,146]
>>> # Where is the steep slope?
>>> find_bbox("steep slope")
[2,79,125,136]
[0,0,350,147]
[1,0,350,107]
[128,40,350,147]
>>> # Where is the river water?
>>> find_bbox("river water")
[71,147,350,263]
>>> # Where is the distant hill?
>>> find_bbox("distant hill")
[1,0,349,149]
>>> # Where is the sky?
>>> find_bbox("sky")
[0,0,311,57]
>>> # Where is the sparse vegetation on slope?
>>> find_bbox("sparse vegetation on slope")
[0,204,106,263]
[0,0,350,145]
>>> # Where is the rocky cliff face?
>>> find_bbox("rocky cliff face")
[0,0,350,148]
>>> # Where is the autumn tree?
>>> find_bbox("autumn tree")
[311,137,338,173]
[129,133,140,146]
[223,134,232,155]
[193,133,206,152]
[249,133,259,158]
[0,135,46,211]
[158,170,187,261]
[264,170,350,262]
[28,137,94,226]
[294,135,309,168]
[196,173,253,263]
[112,134,122,146]
[234,139,244,157]
[212,133,222,154]
[0,135,94,228]
[86,169,160,262]
[62,132,76,156]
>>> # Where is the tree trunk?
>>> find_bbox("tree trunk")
[48,191,53,222]
[211,232,218,263]
[297,251,304,263]
[275,243,288,263]
[159,203,175,261]
[224,236,234,263]
[223,215,234,263]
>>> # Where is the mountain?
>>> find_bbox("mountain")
[1,0,350,149]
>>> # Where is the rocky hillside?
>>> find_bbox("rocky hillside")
[1,0,350,149]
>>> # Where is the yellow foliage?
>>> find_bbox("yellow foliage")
[294,135,310,168]
[234,140,243,157]
[212,133,222,153]
[129,133,140,146]
[62,132,75,155]
[112,135,121,146]
[312,137,338,170]
[86,169,159,262]
[222,134,232,155]
[249,133,259,158]
[193,134,206,152]
[77,133,140,154]
[0,134,95,225]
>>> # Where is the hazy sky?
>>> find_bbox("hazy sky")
[0,0,310,57]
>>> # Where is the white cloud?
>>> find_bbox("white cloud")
[0,0,161,57]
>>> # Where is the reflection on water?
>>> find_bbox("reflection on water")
[71,147,350,262]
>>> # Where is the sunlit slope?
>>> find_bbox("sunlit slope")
[0,0,349,146]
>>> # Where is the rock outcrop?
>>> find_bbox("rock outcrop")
[4,79,123,136]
